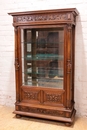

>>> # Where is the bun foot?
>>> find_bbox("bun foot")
[65,122,72,126]
[16,114,21,118]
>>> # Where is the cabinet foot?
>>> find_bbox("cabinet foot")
[16,114,21,118]
[65,122,72,126]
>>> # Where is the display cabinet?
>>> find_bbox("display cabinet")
[9,8,78,126]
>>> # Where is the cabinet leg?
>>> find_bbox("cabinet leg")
[16,114,21,118]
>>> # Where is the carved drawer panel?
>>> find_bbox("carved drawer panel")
[19,106,65,117]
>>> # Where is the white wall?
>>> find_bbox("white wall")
[0,0,87,117]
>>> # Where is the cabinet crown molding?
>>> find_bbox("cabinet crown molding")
[8,8,79,26]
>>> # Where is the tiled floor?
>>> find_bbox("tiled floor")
[0,105,87,130]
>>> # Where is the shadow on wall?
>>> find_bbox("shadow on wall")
[75,15,87,116]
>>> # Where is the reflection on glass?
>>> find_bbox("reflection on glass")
[21,28,64,89]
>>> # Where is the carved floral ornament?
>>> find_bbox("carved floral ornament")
[46,93,62,103]
[13,13,72,23]
[24,91,38,100]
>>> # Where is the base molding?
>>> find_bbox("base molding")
[13,108,76,125]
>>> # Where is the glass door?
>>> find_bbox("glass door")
[21,28,64,89]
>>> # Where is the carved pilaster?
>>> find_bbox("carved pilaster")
[66,100,71,109]
[66,24,72,109]
[16,93,20,104]
[67,24,72,31]
[14,27,18,32]
[14,28,19,71]
[14,27,20,104]
[67,60,72,74]
[67,23,72,64]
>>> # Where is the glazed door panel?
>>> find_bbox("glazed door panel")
[21,28,64,89]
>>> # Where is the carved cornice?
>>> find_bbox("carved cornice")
[13,13,69,23]
[9,8,78,26]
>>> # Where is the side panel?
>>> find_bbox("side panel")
[14,27,20,106]
[66,24,73,109]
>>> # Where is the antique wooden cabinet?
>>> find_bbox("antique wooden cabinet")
[9,8,78,126]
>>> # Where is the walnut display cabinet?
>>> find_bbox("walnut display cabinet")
[9,8,78,126]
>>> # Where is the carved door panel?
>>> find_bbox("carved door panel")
[21,86,65,107]
[43,89,65,107]
[21,86,41,104]
[20,28,64,87]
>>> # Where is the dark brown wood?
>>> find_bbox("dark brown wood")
[72,26,75,102]
[8,8,78,27]
[8,8,78,126]
[13,108,76,124]
[8,8,79,16]
[18,27,22,102]
[66,24,72,109]
[14,27,20,106]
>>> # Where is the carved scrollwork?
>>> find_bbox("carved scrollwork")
[67,13,71,20]
[24,91,38,100]
[46,93,62,103]
[15,58,19,71]
[20,106,65,117]
[14,13,67,23]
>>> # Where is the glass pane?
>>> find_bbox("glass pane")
[21,28,64,89]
